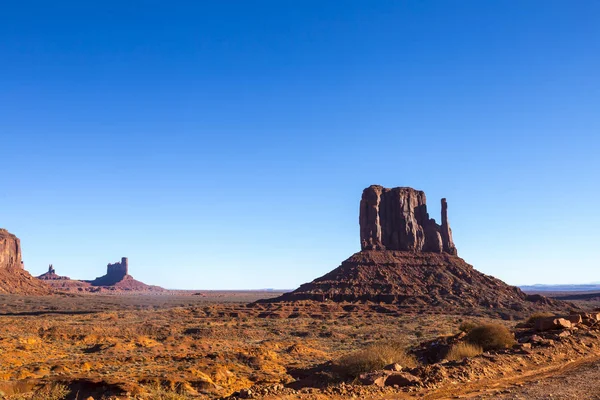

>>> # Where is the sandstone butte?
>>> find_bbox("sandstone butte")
[0,227,161,293]
[264,185,573,316]
[0,229,51,294]
[38,257,164,292]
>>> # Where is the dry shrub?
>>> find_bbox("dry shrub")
[140,383,194,400]
[29,383,70,400]
[458,321,478,333]
[446,342,483,361]
[335,341,417,378]
[526,312,555,324]
[466,323,515,351]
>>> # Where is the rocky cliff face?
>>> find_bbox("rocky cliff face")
[359,185,457,255]
[0,229,51,294]
[0,229,22,270]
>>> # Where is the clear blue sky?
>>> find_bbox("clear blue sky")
[1,1,598,289]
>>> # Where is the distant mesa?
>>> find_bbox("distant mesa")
[89,257,130,286]
[38,264,70,280]
[86,257,164,291]
[38,257,164,292]
[261,185,573,317]
[0,229,51,294]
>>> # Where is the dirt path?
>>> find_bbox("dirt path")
[424,356,600,400]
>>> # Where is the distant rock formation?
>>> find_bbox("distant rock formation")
[86,257,163,291]
[359,185,457,255]
[0,229,51,294]
[37,264,71,280]
[90,257,129,286]
[261,185,573,317]
[36,256,163,293]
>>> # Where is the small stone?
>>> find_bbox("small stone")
[383,363,403,371]
[384,372,421,387]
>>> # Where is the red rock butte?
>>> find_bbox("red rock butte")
[262,185,574,317]
[360,185,457,254]
[0,229,51,294]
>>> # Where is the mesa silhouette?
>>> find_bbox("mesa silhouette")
[37,257,163,292]
[264,185,572,316]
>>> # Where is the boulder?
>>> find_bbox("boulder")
[535,317,573,332]
[384,371,421,387]
[383,363,403,371]
[359,371,390,387]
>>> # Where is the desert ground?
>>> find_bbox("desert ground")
[1,291,600,400]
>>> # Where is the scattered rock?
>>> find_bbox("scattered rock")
[384,371,421,387]
[535,317,573,332]
[359,371,390,387]
[383,363,403,371]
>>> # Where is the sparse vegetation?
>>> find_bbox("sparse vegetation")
[335,341,417,378]
[458,321,478,333]
[465,323,516,351]
[139,383,195,400]
[526,312,555,324]
[6,384,72,400]
[446,342,483,361]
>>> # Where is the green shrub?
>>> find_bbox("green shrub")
[335,341,417,378]
[465,323,515,351]
[446,342,483,361]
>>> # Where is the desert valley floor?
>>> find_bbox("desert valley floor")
[2,291,600,400]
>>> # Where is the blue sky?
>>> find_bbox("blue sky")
[1,1,598,289]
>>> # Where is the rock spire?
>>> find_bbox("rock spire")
[359,185,457,255]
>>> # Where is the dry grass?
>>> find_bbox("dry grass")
[458,321,478,333]
[446,342,483,361]
[335,341,417,378]
[6,384,71,400]
[465,323,515,351]
[526,312,555,324]
[137,383,195,400]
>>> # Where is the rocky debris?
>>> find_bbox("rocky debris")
[533,312,600,332]
[383,363,403,371]
[359,370,421,387]
[359,185,457,254]
[266,250,574,317]
[0,229,51,294]
[37,264,71,280]
[535,317,572,331]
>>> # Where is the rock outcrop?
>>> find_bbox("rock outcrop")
[90,257,129,286]
[0,229,22,270]
[87,257,163,291]
[262,185,574,317]
[37,256,163,292]
[0,229,51,294]
[37,265,71,280]
[359,185,456,255]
